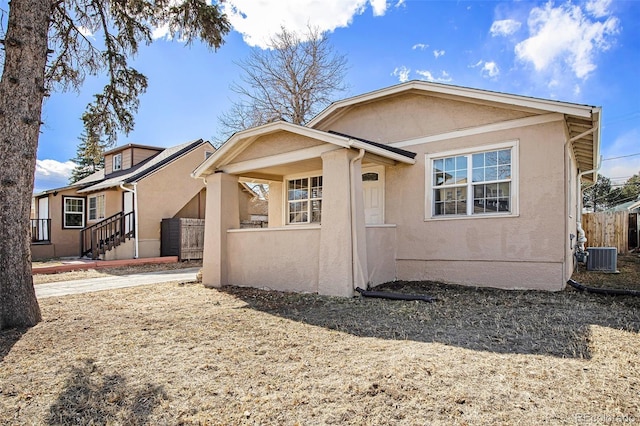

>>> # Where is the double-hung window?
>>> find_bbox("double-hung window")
[113,153,122,171]
[63,196,85,228]
[287,176,322,224]
[88,194,106,221]
[428,142,516,218]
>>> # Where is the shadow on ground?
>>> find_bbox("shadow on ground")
[222,281,640,360]
[46,359,167,425]
[0,327,28,363]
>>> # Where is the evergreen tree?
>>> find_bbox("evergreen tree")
[0,0,230,330]
[70,130,107,183]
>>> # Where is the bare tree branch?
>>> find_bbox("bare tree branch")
[218,25,349,140]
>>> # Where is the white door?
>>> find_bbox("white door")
[362,166,384,225]
[37,197,49,240]
[123,191,134,234]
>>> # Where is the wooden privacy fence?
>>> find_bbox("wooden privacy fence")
[582,211,628,253]
[161,218,205,260]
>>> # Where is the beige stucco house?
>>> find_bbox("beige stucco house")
[192,81,601,296]
[31,139,214,260]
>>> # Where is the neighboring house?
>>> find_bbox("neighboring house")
[31,139,215,260]
[192,81,601,297]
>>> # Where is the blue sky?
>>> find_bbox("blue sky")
[2,0,637,192]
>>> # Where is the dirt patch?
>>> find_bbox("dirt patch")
[32,261,202,285]
[2,274,639,424]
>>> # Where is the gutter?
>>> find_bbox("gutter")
[120,183,139,258]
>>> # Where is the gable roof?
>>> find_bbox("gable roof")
[76,139,208,193]
[103,143,164,156]
[191,121,416,179]
[309,80,601,180]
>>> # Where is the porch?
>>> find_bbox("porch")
[193,122,416,297]
[225,224,397,294]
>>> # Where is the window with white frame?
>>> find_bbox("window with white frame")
[113,153,122,171]
[63,196,85,228]
[88,194,106,221]
[287,176,322,224]
[429,143,515,218]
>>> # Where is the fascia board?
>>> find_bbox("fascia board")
[192,122,353,178]
[308,80,597,128]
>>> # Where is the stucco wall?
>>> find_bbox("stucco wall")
[227,227,320,293]
[32,189,85,259]
[135,144,210,258]
[316,93,533,144]
[366,225,397,286]
[325,92,570,290]
[231,132,325,164]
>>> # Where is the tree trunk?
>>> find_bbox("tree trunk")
[0,0,51,329]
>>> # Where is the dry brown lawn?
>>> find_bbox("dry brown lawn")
[1,256,639,425]
[32,261,202,285]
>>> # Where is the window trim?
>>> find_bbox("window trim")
[425,141,519,221]
[113,153,122,171]
[88,193,106,221]
[62,196,86,229]
[283,170,323,225]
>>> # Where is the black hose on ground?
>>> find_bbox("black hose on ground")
[567,279,640,297]
[355,287,437,302]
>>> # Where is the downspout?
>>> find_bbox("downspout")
[575,156,602,254]
[349,148,366,290]
[120,183,139,259]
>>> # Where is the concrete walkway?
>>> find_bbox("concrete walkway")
[35,267,200,299]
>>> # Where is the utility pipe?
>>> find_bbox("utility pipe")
[120,183,139,258]
[349,148,366,291]
[567,279,640,297]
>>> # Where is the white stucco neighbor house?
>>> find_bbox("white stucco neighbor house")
[192,81,601,297]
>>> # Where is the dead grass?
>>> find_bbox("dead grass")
[571,253,640,291]
[32,261,202,285]
[2,259,639,425]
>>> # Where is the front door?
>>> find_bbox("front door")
[123,191,134,234]
[362,166,384,225]
[37,197,49,241]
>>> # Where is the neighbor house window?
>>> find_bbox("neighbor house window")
[428,142,517,218]
[63,196,85,228]
[113,153,122,171]
[287,176,322,224]
[88,194,106,221]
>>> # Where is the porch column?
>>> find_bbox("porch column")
[202,172,239,288]
[318,149,368,297]
[268,181,283,227]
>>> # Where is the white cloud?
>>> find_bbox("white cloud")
[36,159,75,179]
[586,0,612,18]
[514,2,619,79]
[433,49,445,59]
[482,61,500,78]
[392,66,411,82]
[34,160,75,191]
[470,60,499,79]
[412,43,428,50]
[415,69,452,83]
[76,26,94,38]
[370,0,389,16]
[222,0,391,48]
[490,19,522,37]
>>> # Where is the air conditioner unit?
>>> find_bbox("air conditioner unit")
[586,247,618,272]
